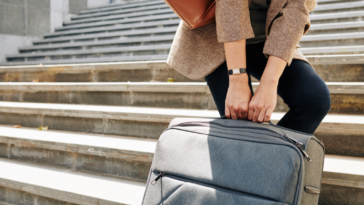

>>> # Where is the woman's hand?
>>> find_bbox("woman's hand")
[225,74,252,120]
[248,55,287,122]
[248,79,277,122]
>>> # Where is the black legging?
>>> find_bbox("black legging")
[205,41,331,134]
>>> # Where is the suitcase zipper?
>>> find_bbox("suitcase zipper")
[169,121,312,161]
[283,134,311,161]
[151,172,164,186]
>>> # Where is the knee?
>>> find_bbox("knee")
[302,85,331,117]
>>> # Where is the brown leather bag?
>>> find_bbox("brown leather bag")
[164,0,216,29]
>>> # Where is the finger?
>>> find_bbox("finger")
[230,108,238,120]
[253,105,263,122]
[225,105,231,119]
[257,107,266,123]
[264,107,273,122]
[241,104,249,120]
[235,107,243,119]
[248,107,254,121]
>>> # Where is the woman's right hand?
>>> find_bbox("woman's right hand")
[225,73,252,120]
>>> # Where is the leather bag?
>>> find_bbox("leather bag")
[164,0,216,29]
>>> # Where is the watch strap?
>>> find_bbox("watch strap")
[228,68,247,75]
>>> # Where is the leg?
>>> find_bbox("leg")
[275,60,331,134]
[204,61,230,117]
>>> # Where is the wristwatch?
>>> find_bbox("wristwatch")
[228,68,247,75]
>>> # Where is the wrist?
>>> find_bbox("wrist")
[229,73,249,83]
[260,75,279,87]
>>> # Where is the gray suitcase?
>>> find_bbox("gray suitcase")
[142,118,325,205]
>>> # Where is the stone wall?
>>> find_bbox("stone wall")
[69,0,87,14]
[0,0,51,37]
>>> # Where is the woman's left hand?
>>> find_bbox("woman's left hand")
[248,80,278,123]
[247,55,287,123]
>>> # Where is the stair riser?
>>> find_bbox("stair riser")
[7,49,171,63]
[72,4,170,21]
[57,15,178,32]
[0,112,362,157]
[65,9,175,26]
[0,91,362,115]
[0,64,363,82]
[311,6,364,14]
[308,26,364,35]
[300,38,364,48]
[0,113,167,139]
[44,20,180,39]
[0,141,151,181]
[0,186,77,205]
[311,16,364,24]
[318,184,364,205]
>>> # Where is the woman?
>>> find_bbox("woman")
[167,0,331,134]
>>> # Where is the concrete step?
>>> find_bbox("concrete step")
[0,158,145,205]
[0,82,362,115]
[0,59,363,82]
[64,8,175,26]
[300,32,364,47]
[310,10,364,24]
[312,0,364,14]
[57,13,178,32]
[0,129,363,205]
[6,43,172,62]
[0,101,362,157]
[1,55,169,66]
[0,125,155,181]
[308,21,364,34]
[33,27,178,46]
[19,35,175,54]
[44,19,180,39]
[78,0,165,16]
[300,45,364,55]
[71,3,170,21]
[319,155,364,204]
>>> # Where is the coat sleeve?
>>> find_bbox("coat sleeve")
[263,0,317,65]
[215,0,255,42]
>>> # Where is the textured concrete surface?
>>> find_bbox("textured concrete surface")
[0,158,145,205]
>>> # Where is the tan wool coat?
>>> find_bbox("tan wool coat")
[166,0,317,80]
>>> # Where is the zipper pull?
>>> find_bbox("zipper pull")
[297,146,312,162]
[151,172,164,186]
[283,134,312,162]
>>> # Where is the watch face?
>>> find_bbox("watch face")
[233,69,239,74]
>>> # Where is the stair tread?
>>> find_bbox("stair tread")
[0,125,156,156]
[0,82,362,94]
[7,44,172,58]
[64,8,175,26]
[57,13,177,31]
[72,4,170,21]
[301,31,364,41]
[20,35,175,51]
[45,19,180,38]
[79,0,165,15]
[0,101,362,125]
[0,158,145,205]
[1,55,169,66]
[314,1,364,11]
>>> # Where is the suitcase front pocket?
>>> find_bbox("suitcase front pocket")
[143,171,290,205]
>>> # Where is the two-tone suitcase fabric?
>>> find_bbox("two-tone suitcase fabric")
[142,118,325,205]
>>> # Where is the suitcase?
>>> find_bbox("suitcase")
[142,118,325,205]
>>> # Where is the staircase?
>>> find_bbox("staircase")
[0,0,363,204]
